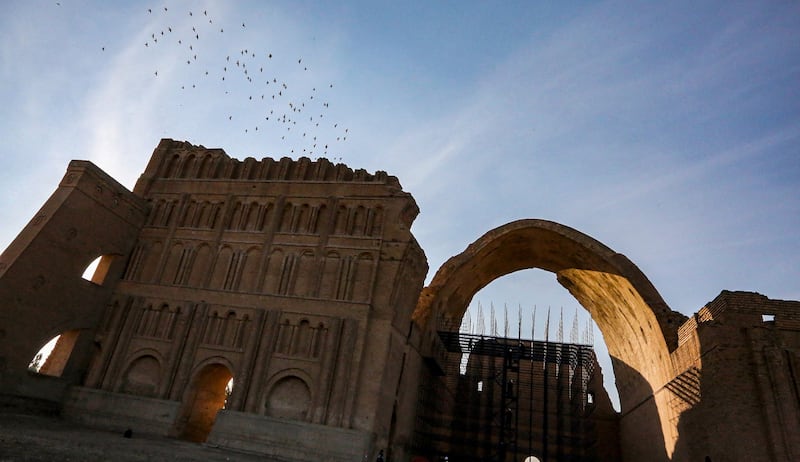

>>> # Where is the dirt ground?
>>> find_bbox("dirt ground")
[0,413,281,462]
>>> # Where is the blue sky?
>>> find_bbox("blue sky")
[2,1,799,409]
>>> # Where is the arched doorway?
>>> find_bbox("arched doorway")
[412,219,686,461]
[174,363,234,442]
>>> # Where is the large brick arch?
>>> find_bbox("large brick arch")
[413,218,686,417]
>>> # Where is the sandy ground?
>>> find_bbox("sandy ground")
[0,413,280,462]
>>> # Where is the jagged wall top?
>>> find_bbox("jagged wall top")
[134,139,402,195]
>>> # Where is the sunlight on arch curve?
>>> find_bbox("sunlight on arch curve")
[524,456,541,462]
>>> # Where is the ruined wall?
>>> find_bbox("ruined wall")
[71,139,428,461]
[0,161,148,409]
[668,291,800,462]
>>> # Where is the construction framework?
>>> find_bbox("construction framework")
[414,327,603,462]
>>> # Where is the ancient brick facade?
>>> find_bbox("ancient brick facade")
[1,139,799,462]
[1,140,428,461]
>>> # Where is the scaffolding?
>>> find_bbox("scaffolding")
[414,328,600,462]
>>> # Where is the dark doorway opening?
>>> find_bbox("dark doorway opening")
[174,363,233,442]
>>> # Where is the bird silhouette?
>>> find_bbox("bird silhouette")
[134,7,350,157]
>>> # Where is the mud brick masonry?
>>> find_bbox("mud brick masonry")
[1,139,798,462]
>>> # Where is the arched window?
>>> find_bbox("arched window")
[29,330,83,377]
[82,255,115,285]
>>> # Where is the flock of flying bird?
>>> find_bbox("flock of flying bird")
[133,5,350,160]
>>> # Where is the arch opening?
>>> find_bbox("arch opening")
[415,220,679,408]
[174,363,234,443]
[413,219,684,460]
[82,254,115,285]
[28,330,80,377]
